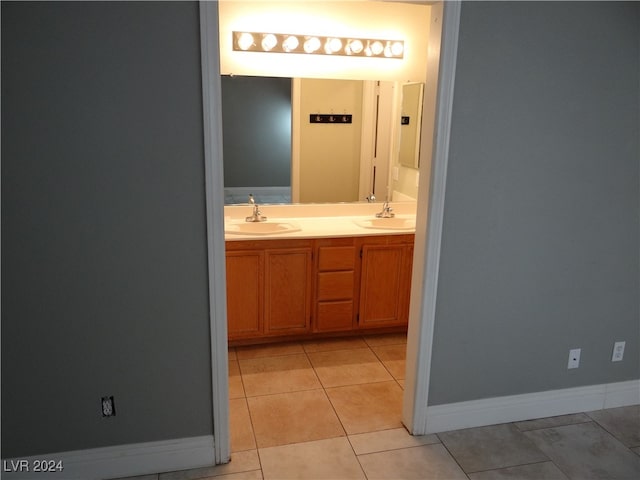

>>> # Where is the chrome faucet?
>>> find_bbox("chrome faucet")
[375,201,395,218]
[245,194,267,222]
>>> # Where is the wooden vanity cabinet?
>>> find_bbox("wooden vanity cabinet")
[225,234,414,343]
[225,239,313,341]
[313,238,359,333]
[357,235,414,328]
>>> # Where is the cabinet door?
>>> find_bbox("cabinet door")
[265,248,312,335]
[359,244,407,327]
[226,250,263,339]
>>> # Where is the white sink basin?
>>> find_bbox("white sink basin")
[354,216,416,231]
[225,220,301,235]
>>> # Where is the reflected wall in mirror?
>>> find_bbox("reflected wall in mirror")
[221,76,292,204]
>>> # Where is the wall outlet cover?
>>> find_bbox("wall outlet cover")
[612,341,625,362]
[102,396,116,417]
[567,348,581,369]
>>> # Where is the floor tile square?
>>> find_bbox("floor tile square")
[358,443,467,479]
[229,360,245,399]
[326,381,403,434]
[236,342,304,360]
[524,422,640,479]
[348,427,439,455]
[239,354,320,397]
[371,344,406,380]
[363,332,407,347]
[247,389,345,448]
[230,398,256,452]
[307,348,393,387]
[302,336,368,353]
[438,423,548,473]
[259,437,364,479]
[514,413,591,432]
[468,461,568,480]
[159,450,260,480]
[586,405,640,447]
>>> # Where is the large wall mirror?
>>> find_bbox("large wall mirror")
[221,76,424,204]
[218,0,433,205]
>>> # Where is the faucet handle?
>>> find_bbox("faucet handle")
[248,194,255,205]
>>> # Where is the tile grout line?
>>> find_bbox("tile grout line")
[463,459,559,476]
[435,432,472,480]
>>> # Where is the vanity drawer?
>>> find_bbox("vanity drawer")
[317,271,354,300]
[316,300,353,331]
[317,246,356,271]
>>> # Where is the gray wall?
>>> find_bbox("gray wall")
[221,76,291,188]
[1,1,213,457]
[429,1,639,405]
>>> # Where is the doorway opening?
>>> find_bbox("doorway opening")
[201,0,460,463]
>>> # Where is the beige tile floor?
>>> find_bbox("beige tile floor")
[119,333,640,480]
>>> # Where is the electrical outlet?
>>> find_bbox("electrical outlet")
[101,396,116,417]
[612,341,625,362]
[567,348,581,369]
[392,166,399,181]
[415,171,420,187]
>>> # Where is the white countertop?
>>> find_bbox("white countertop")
[224,202,417,241]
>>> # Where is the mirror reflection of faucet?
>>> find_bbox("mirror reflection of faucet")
[245,194,267,222]
[375,201,395,218]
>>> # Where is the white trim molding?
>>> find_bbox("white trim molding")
[402,0,461,435]
[424,380,640,434]
[199,0,231,465]
[0,435,215,480]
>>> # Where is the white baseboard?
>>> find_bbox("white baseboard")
[425,379,640,434]
[1,435,215,480]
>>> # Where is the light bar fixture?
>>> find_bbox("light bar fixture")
[232,31,404,59]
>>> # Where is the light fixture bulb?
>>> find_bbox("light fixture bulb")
[371,40,384,56]
[304,36,321,53]
[236,32,254,51]
[347,39,363,55]
[324,37,342,54]
[282,35,299,52]
[261,34,277,51]
[391,41,404,57]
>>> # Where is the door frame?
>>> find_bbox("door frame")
[402,0,461,434]
[200,0,461,462]
[199,1,231,464]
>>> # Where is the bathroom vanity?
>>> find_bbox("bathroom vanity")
[224,203,416,345]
